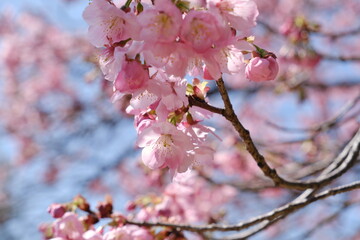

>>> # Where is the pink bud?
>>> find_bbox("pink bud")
[47,203,66,218]
[73,194,90,211]
[245,56,279,82]
[96,195,113,218]
[126,201,137,211]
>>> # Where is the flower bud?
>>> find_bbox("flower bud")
[81,213,99,229]
[73,195,90,212]
[125,201,137,211]
[245,56,279,82]
[47,203,66,218]
[96,195,113,218]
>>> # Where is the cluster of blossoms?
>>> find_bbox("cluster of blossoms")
[41,172,235,239]
[83,0,278,175]
[42,195,153,240]
[127,171,236,224]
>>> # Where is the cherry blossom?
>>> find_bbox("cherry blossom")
[83,0,140,47]
[137,122,194,173]
[135,171,236,223]
[114,60,150,93]
[52,213,84,240]
[208,0,259,32]
[245,56,279,81]
[138,0,182,43]
[83,230,103,240]
[180,10,231,54]
[103,226,152,240]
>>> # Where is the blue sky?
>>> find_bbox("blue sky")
[0,0,88,30]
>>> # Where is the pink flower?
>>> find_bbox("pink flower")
[47,203,66,218]
[134,111,156,134]
[83,0,140,47]
[162,43,191,77]
[99,42,143,82]
[142,42,191,78]
[138,0,182,43]
[202,44,244,79]
[180,10,230,53]
[83,230,103,240]
[104,226,152,240]
[53,213,84,240]
[129,74,188,120]
[208,0,258,31]
[99,46,125,82]
[137,122,194,173]
[114,60,149,93]
[156,77,189,120]
[245,56,279,81]
[136,172,236,223]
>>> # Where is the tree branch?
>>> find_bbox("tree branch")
[215,216,285,240]
[316,52,360,62]
[124,181,360,233]
[214,77,360,190]
[188,96,225,115]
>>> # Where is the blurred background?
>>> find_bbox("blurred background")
[0,0,359,240]
[0,0,139,239]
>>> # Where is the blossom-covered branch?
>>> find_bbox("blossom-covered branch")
[125,180,360,233]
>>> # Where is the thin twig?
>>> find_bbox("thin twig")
[258,20,360,39]
[300,201,354,239]
[265,93,360,133]
[188,96,225,115]
[317,52,360,62]
[214,216,285,240]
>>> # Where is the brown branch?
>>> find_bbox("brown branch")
[215,216,285,240]
[189,80,360,190]
[214,77,360,190]
[200,148,347,193]
[124,181,360,233]
[317,52,360,62]
[222,193,359,240]
[188,96,225,115]
[304,81,360,90]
